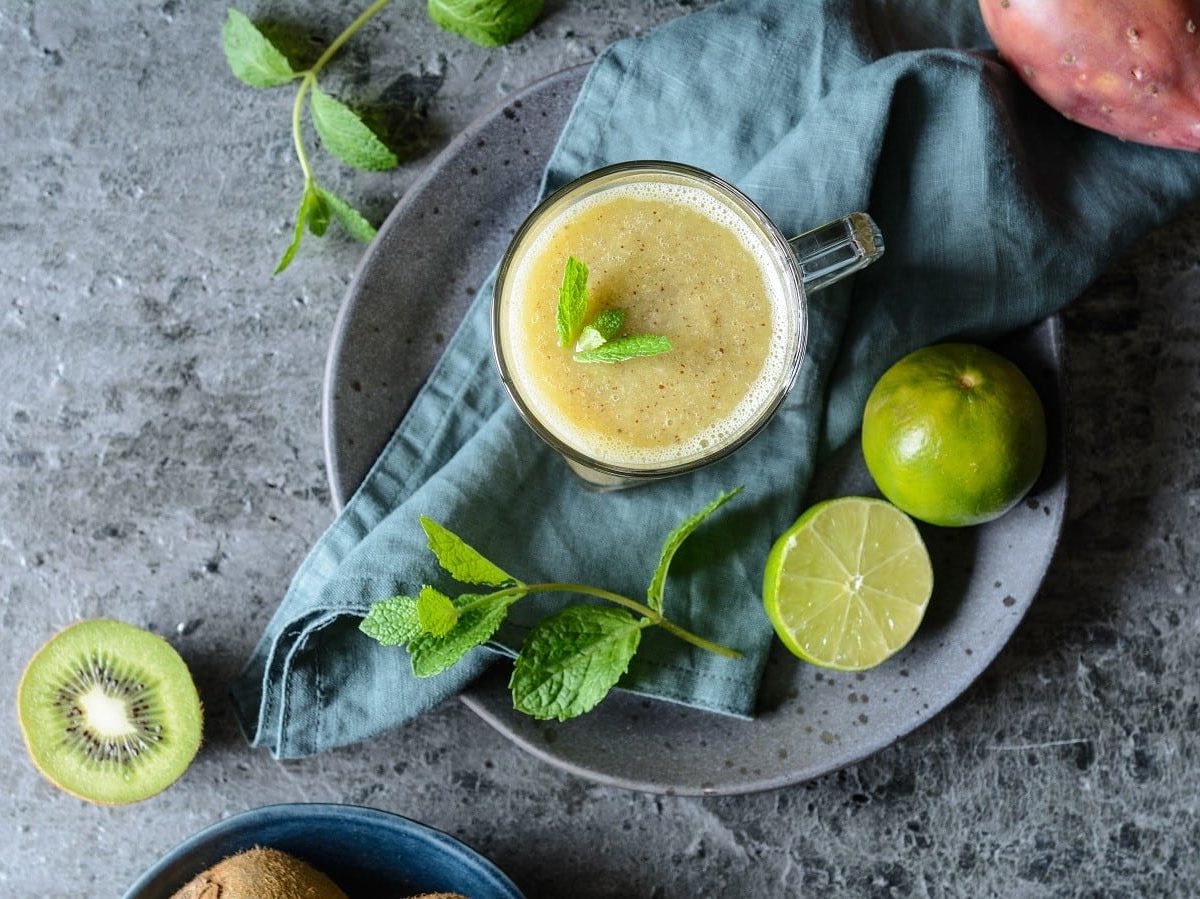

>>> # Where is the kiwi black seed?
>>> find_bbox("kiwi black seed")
[17,619,203,805]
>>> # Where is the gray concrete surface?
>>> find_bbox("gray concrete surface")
[2,1,1197,896]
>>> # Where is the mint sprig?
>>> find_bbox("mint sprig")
[222,2,540,273]
[361,489,744,721]
[222,3,394,273]
[574,335,674,364]
[554,256,672,363]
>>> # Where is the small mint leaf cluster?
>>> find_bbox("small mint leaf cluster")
[221,1,542,273]
[360,488,743,721]
[556,256,673,364]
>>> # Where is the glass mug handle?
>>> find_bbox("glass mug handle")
[788,212,884,293]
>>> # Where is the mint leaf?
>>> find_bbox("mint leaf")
[647,487,742,613]
[409,593,520,677]
[574,308,626,353]
[310,86,399,172]
[275,182,319,274]
[360,595,421,646]
[574,335,672,364]
[221,8,297,88]
[315,186,377,244]
[420,515,516,587]
[416,586,458,637]
[556,256,589,348]
[590,308,626,341]
[306,188,330,236]
[427,0,542,47]
[510,605,645,721]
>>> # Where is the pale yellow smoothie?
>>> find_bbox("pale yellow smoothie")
[498,176,796,471]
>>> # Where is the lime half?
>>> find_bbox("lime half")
[763,497,933,671]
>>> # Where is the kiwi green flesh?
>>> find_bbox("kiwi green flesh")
[170,848,349,899]
[18,619,202,805]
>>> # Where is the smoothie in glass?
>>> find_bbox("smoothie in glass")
[494,164,803,485]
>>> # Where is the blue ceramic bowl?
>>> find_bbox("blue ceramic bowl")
[122,803,525,899]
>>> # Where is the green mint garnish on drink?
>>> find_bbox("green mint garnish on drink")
[556,255,590,347]
[574,335,674,364]
[588,308,626,341]
[360,487,744,721]
[574,308,625,353]
[554,256,672,363]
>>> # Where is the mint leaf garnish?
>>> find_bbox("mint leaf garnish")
[509,606,645,721]
[574,335,673,364]
[556,255,589,348]
[221,9,297,88]
[574,308,626,353]
[420,515,517,587]
[554,258,670,362]
[409,593,519,677]
[316,186,377,244]
[359,595,421,646]
[310,86,399,172]
[647,486,743,613]
[416,586,459,636]
[590,308,626,341]
[364,491,744,720]
[427,0,543,47]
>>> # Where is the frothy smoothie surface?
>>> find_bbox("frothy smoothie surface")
[502,181,792,469]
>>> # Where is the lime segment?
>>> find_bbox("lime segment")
[763,497,933,671]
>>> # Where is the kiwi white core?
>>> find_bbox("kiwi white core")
[80,685,137,737]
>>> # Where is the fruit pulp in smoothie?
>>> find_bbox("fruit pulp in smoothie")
[500,179,794,470]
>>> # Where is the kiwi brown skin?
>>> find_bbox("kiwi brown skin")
[16,618,204,805]
[169,847,350,899]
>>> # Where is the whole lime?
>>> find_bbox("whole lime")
[861,343,1046,527]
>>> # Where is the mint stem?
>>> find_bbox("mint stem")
[461,582,742,659]
[291,77,315,183]
[290,0,393,182]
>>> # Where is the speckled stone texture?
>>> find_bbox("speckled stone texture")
[1,1,1196,896]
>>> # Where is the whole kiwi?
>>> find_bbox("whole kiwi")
[170,847,349,899]
[17,619,203,805]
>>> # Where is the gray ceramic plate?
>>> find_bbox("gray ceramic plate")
[323,65,1068,795]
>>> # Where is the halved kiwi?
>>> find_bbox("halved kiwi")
[17,618,203,804]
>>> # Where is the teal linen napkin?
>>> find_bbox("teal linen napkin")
[232,0,1200,757]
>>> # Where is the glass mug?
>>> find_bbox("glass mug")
[492,161,883,490]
